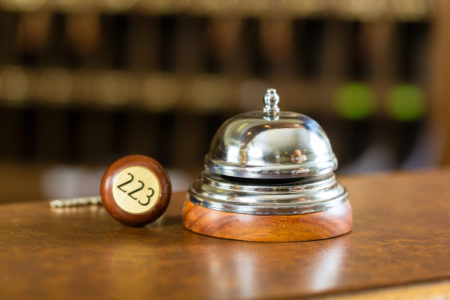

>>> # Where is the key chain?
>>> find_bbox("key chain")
[50,196,102,208]
[49,155,172,227]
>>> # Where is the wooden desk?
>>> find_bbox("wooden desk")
[0,169,449,299]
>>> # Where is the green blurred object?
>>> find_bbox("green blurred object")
[335,83,375,120]
[386,84,426,121]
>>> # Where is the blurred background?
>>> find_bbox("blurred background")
[1,0,450,203]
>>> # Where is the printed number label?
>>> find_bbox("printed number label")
[112,166,160,214]
[116,172,156,206]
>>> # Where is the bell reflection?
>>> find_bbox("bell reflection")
[307,237,349,292]
[206,244,257,299]
[205,237,349,298]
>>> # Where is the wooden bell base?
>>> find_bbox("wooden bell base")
[182,197,353,242]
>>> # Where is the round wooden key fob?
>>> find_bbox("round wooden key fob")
[101,155,171,227]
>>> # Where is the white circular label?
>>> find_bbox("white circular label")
[112,166,161,214]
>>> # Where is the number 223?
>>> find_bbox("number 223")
[116,173,155,206]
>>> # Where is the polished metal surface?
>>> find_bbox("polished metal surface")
[263,88,280,120]
[189,88,348,215]
[205,89,337,179]
[189,172,348,215]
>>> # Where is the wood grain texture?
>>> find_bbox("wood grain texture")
[0,169,449,299]
[183,198,352,242]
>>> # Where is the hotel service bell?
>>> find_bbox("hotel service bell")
[183,89,353,242]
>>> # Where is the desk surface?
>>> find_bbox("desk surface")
[0,169,449,299]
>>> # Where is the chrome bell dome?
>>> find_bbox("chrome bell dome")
[189,89,348,215]
[205,89,337,179]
